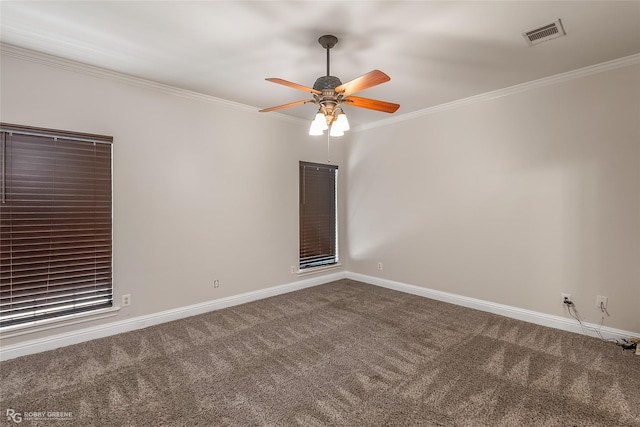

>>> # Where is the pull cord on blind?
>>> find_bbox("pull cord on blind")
[0,123,113,328]
[299,161,338,269]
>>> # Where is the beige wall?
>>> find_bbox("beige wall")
[346,64,640,332]
[0,52,346,347]
[1,50,638,349]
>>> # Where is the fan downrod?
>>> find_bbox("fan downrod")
[318,35,338,77]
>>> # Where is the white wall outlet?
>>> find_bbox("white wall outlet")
[213,280,220,288]
[377,262,383,271]
[291,266,296,274]
[596,295,608,310]
[561,293,571,304]
[122,294,131,307]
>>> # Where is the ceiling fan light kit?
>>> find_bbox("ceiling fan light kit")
[260,35,400,137]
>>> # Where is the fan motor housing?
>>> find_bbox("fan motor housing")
[313,75,342,92]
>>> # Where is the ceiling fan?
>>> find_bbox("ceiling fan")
[260,35,400,136]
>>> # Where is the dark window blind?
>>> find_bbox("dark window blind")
[299,161,338,269]
[0,123,113,328]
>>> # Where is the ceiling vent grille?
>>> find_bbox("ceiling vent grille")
[523,19,566,46]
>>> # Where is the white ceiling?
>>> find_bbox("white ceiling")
[1,1,639,126]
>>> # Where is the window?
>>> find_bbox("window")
[1,123,113,328]
[299,161,338,269]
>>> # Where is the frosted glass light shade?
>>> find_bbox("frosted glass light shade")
[335,113,350,131]
[329,125,344,137]
[315,113,328,130]
[309,120,324,135]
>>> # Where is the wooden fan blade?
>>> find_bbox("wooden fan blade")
[266,78,322,95]
[259,99,314,113]
[334,70,390,96]
[343,96,400,113]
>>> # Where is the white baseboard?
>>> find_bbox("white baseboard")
[0,271,347,361]
[2,270,636,361]
[347,272,638,342]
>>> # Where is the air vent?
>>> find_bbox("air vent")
[523,19,566,46]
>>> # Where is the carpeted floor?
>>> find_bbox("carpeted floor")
[1,279,638,426]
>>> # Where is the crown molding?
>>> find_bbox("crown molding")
[0,43,306,126]
[354,53,640,132]
[3,43,637,132]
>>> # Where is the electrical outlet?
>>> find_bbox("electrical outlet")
[377,262,383,271]
[213,280,220,288]
[596,295,608,310]
[561,293,571,304]
[291,266,296,274]
[122,294,131,307]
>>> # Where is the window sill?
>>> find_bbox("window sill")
[0,306,121,339]
[297,263,343,277]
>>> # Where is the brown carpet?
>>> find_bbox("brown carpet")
[1,279,638,426]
